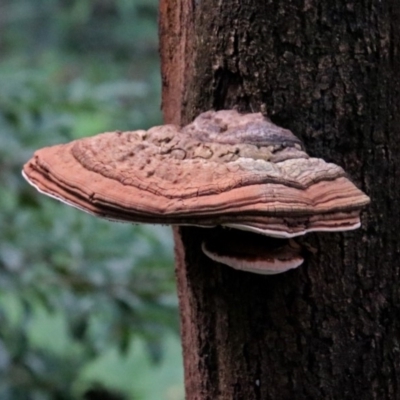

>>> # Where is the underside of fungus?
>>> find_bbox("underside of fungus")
[23,110,370,275]
[202,229,304,275]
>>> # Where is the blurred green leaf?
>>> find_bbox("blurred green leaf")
[0,0,182,398]
[76,333,184,400]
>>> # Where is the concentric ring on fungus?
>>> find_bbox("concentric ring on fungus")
[22,110,370,274]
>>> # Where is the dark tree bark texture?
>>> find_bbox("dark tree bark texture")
[159,1,400,399]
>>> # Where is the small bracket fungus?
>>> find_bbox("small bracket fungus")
[22,110,370,275]
[202,229,304,275]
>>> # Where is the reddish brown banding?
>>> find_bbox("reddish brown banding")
[22,110,370,274]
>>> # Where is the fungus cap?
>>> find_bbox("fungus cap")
[22,110,370,274]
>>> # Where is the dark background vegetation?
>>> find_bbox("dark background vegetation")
[0,0,183,399]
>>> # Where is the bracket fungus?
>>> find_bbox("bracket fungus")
[22,110,370,275]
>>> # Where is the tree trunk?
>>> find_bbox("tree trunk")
[159,1,400,399]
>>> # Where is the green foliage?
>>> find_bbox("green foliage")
[0,1,183,399]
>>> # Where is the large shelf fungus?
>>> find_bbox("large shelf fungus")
[22,110,370,275]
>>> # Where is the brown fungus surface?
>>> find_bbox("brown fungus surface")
[202,229,304,275]
[22,110,370,274]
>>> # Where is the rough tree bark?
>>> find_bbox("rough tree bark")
[159,1,400,399]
